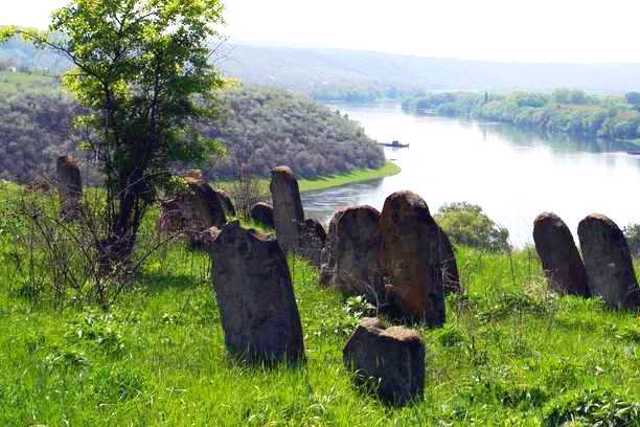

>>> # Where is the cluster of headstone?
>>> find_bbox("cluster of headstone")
[533,212,640,310]
[158,171,235,248]
[203,166,462,406]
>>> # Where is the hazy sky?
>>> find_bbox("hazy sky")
[3,0,640,63]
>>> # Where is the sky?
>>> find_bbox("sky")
[3,0,640,63]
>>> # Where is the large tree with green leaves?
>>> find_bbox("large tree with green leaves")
[1,0,225,267]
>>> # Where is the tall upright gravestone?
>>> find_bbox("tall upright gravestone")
[578,214,640,310]
[533,212,590,297]
[270,166,305,255]
[211,222,305,363]
[56,155,83,221]
[379,191,450,326]
[320,206,385,302]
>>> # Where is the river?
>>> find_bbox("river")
[302,102,640,247]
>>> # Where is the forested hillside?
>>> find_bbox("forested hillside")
[403,90,640,141]
[0,72,384,183]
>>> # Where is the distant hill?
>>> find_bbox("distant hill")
[5,38,640,99]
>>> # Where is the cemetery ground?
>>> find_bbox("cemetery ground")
[1,183,640,426]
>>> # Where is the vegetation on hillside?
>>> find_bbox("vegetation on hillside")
[1,181,639,425]
[403,90,640,141]
[0,72,385,183]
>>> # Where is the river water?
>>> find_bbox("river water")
[302,102,640,247]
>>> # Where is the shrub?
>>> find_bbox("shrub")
[435,202,510,252]
[543,389,640,427]
[623,224,640,257]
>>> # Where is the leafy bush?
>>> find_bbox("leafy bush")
[435,202,510,252]
[623,224,640,257]
[543,389,640,427]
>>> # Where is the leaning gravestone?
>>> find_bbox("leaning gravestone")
[250,202,275,229]
[533,212,590,297]
[211,222,305,363]
[379,191,450,326]
[297,218,327,267]
[270,166,305,254]
[578,214,640,310]
[320,206,385,302]
[343,317,425,406]
[56,155,83,221]
[158,177,227,240]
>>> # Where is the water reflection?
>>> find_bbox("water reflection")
[303,102,640,247]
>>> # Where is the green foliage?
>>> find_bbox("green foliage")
[435,202,510,252]
[624,224,640,257]
[543,389,640,426]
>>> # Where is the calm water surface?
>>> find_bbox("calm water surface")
[302,102,640,247]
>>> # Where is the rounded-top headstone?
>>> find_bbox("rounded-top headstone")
[578,214,640,310]
[250,202,275,229]
[270,166,304,254]
[379,191,448,326]
[533,212,590,297]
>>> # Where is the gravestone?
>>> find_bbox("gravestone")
[320,206,385,302]
[250,202,275,228]
[270,166,304,254]
[379,191,449,326]
[578,214,640,310]
[214,189,236,217]
[211,222,305,363]
[343,317,425,406]
[533,212,590,296]
[56,155,83,221]
[297,218,327,267]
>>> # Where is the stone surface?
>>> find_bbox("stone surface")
[578,214,640,310]
[297,219,327,267]
[214,189,236,217]
[379,191,450,326]
[56,155,83,221]
[343,317,425,406]
[158,177,227,239]
[270,166,304,254]
[320,206,385,302]
[250,202,275,229]
[533,212,590,297]
[211,222,305,363]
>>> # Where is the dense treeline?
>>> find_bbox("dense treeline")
[403,90,640,141]
[0,72,384,183]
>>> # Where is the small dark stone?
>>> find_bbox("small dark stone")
[211,222,305,364]
[578,214,640,310]
[533,212,590,297]
[343,318,425,406]
[250,202,275,229]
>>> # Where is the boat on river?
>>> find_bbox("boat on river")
[378,140,410,148]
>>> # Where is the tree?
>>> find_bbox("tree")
[435,202,510,252]
[1,0,225,268]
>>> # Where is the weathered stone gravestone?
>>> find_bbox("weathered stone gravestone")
[250,202,275,228]
[533,212,590,297]
[56,155,83,221]
[379,191,454,326]
[343,317,425,406]
[320,206,385,302]
[297,218,327,267]
[158,177,227,240]
[578,214,640,310]
[214,189,236,217]
[211,222,305,364]
[270,166,304,254]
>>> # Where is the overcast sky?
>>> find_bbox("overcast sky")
[3,0,640,63]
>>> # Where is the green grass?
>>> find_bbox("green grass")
[1,184,640,426]
[297,161,401,193]
[217,161,401,196]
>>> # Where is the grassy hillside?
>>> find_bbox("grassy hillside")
[1,182,640,425]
